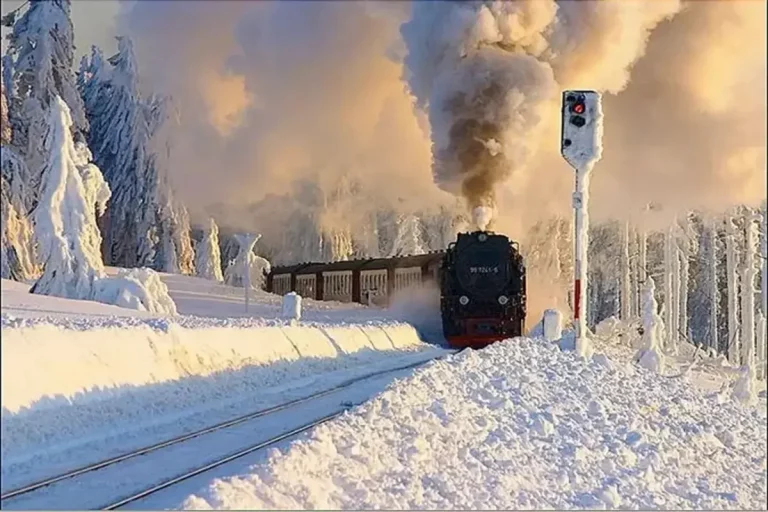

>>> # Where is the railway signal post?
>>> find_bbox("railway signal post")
[560,90,604,355]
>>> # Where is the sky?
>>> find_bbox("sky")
[1,0,121,58]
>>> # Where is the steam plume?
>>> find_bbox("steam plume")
[400,0,680,228]
[116,0,765,248]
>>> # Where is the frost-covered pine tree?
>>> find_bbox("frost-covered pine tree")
[1,76,38,280]
[761,200,768,320]
[30,95,177,314]
[79,42,141,267]
[79,37,194,274]
[224,234,271,290]
[423,203,463,251]
[663,221,681,354]
[321,227,354,262]
[3,0,87,212]
[759,202,767,379]
[676,213,697,342]
[389,213,426,257]
[144,93,195,274]
[725,210,741,363]
[30,95,110,298]
[195,218,223,282]
[350,211,381,259]
[636,276,666,374]
[620,221,632,320]
[708,220,719,352]
[732,211,760,403]
[740,210,760,369]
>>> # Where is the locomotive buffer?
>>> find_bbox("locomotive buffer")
[560,90,604,353]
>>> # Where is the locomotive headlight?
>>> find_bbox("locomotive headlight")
[478,233,488,242]
[498,295,509,305]
[459,295,470,306]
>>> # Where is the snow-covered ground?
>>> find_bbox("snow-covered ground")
[4,274,766,510]
[1,273,448,499]
[177,328,767,510]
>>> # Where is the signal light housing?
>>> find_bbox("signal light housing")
[560,90,603,170]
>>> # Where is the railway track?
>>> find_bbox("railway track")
[1,350,455,510]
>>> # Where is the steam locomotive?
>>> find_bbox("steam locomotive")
[440,230,527,349]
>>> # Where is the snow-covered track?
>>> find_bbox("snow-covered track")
[0,351,454,508]
[100,409,347,510]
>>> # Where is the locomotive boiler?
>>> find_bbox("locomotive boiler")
[440,230,526,349]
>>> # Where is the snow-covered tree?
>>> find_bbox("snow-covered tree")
[195,218,223,282]
[708,221,719,352]
[740,210,760,369]
[760,201,768,380]
[3,0,87,212]
[620,221,632,320]
[144,93,195,274]
[676,214,697,341]
[321,227,354,262]
[725,210,741,363]
[389,213,426,257]
[79,37,194,274]
[732,210,760,401]
[762,200,768,320]
[224,233,271,290]
[1,175,37,280]
[662,222,681,354]
[1,77,38,280]
[30,96,111,297]
[636,276,666,374]
[351,211,381,259]
[422,203,463,251]
[1,78,10,144]
[587,221,620,328]
[30,95,176,314]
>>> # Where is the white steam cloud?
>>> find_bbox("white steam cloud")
[400,0,681,226]
[115,0,765,250]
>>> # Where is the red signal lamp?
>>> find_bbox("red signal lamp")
[572,103,585,114]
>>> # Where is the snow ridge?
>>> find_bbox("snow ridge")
[183,338,767,511]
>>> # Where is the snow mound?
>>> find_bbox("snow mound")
[1,321,428,415]
[94,268,177,315]
[281,292,302,323]
[1,318,443,491]
[183,338,767,510]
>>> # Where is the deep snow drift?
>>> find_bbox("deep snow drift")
[183,337,767,510]
[1,273,447,492]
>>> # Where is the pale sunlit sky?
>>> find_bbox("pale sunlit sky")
[1,0,121,59]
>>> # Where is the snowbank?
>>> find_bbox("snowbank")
[1,317,443,491]
[183,338,767,510]
[1,320,427,414]
[94,267,178,315]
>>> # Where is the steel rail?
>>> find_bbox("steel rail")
[1,351,453,502]
[101,409,348,510]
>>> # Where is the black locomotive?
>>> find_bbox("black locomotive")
[440,231,526,349]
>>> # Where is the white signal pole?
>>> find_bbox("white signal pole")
[560,90,604,356]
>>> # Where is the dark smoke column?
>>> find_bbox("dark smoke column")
[400,0,682,230]
[401,1,557,230]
